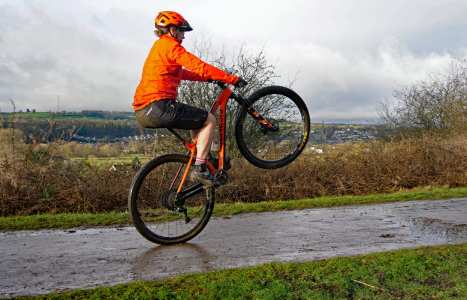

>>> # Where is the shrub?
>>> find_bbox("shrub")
[1,134,466,216]
[382,59,467,134]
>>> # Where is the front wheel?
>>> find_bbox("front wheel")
[128,154,214,245]
[235,86,310,169]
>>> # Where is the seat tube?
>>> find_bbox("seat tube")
[211,87,232,171]
[177,143,197,193]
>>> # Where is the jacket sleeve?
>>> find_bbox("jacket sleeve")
[171,43,239,84]
[180,69,204,81]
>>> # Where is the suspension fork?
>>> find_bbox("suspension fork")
[246,108,278,131]
[232,93,278,131]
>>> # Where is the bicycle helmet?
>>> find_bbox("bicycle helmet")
[155,11,193,32]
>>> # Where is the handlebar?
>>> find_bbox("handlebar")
[209,76,247,89]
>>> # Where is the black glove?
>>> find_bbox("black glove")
[235,77,248,88]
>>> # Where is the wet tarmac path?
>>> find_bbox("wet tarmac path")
[1,198,467,297]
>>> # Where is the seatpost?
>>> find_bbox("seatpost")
[167,128,185,142]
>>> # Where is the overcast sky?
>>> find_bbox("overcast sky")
[1,0,466,120]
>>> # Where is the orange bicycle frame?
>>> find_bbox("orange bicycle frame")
[167,82,275,199]
[168,85,233,194]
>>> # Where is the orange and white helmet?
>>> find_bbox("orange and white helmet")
[155,11,193,32]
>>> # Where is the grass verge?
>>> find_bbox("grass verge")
[16,243,467,299]
[1,186,467,231]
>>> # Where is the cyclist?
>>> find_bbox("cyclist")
[133,11,246,185]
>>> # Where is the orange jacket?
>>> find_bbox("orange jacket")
[133,34,239,111]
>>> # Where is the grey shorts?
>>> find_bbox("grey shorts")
[135,100,208,130]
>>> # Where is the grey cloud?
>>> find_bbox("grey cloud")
[1,0,467,118]
[0,2,142,112]
[406,24,467,56]
[273,41,460,120]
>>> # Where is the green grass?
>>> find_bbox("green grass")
[16,243,467,299]
[1,186,467,231]
[0,212,130,231]
[213,186,467,216]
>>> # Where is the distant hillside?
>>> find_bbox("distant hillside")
[1,111,140,142]
[1,111,386,144]
[312,117,382,125]
[3,110,135,121]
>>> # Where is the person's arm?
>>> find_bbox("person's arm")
[171,44,238,84]
[180,69,204,81]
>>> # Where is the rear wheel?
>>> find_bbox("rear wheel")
[235,86,310,169]
[128,154,214,245]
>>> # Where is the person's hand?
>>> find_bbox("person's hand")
[235,77,248,88]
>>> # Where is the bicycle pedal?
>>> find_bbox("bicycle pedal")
[213,171,229,187]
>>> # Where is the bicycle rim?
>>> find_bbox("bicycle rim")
[128,154,214,244]
[236,86,310,169]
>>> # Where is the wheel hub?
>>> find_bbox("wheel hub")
[161,190,177,210]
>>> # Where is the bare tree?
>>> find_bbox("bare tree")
[176,41,280,151]
[381,59,467,133]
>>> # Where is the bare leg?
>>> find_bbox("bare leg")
[192,113,216,160]
[190,129,200,141]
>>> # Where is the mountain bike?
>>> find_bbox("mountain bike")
[128,82,310,244]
